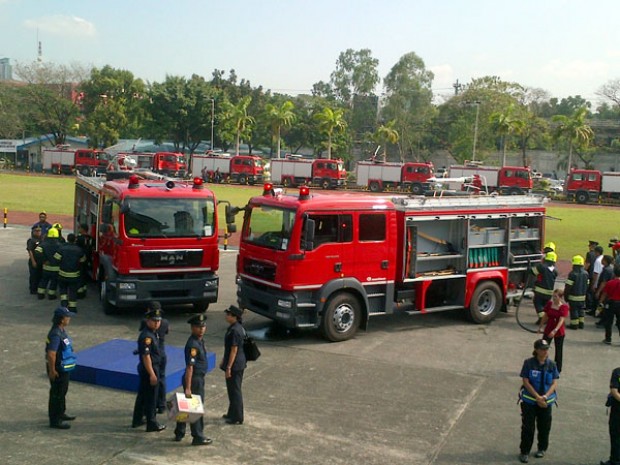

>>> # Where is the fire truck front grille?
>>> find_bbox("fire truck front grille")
[140,250,203,268]
[243,258,276,281]
[151,289,191,298]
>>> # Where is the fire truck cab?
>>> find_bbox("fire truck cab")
[75,173,229,314]
[234,186,546,341]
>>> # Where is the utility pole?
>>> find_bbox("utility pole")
[210,98,215,152]
[453,79,463,96]
[471,101,481,162]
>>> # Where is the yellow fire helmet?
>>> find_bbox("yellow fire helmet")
[544,241,556,252]
[544,251,557,263]
[572,255,585,266]
[47,227,59,238]
[53,222,62,230]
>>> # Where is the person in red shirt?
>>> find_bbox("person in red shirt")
[600,266,620,345]
[538,289,569,372]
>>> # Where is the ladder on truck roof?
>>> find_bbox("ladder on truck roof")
[392,194,548,212]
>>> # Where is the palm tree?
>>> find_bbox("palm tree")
[227,96,255,156]
[552,107,594,172]
[489,104,522,167]
[265,100,296,158]
[374,120,399,161]
[314,107,347,159]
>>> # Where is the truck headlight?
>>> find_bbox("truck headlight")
[118,282,136,290]
[277,299,292,308]
[204,280,216,288]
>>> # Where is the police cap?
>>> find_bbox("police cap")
[534,339,550,350]
[54,306,76,318]
[145,308,163,320]
[225,305,243,318]
[147,301,162,311]
[187,313,207,326]
[589,240,599,246]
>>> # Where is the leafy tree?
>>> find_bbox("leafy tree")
[597,78,620,107]
[373,120,399,161]
[512,109,549,166]
[146,74,216,156]
[330,49,379,105]
[381,52,435,161]
[0,83,24,138]
[311,81,335,100]
[220,95,255,156]
[552,107,594,170]
[314,106,347,159]
[284,94,323,154]
[14,61,89,146]
[265,100,296,158]
[79,65,146,147]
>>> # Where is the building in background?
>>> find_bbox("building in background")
[0,58,12,81]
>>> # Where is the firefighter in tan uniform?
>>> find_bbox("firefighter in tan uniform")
[564,255,589,330]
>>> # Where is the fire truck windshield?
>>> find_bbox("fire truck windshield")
[243,205,295,250]
[123,198,216,238]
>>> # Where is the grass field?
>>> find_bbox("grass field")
[1,172,618,260]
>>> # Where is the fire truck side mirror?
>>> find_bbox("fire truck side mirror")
[227,223,237,233]
[120,200,130,214]
[225,205,238,225]
[301,218,315,251]
[102,201,113,223]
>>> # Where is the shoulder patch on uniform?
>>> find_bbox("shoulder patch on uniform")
[145,337,152,345]
[190,348,197,357]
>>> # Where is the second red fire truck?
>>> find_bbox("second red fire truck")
[564,169,620,203]
[447,163,533,194]
[75,172,235,314]
[191,153,264,185]
[355,160,434,194]
[270,157,346,189]
[230,186,546,341]
[43,147,110,175]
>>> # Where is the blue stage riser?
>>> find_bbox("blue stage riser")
[70,339,217,393]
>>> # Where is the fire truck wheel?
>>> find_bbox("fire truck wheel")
[468,281,501,323]
[509,187,522,195]
[410,183,423,195]
[321,179,330,190]
[99,278,117,315]
[576,191,589,204]
[369,181,381,193]
[248,178,256,186]
[80,167,90,176]
[320,293,361,342]
[239,174,248,185]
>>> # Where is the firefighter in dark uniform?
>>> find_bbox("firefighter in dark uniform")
[601,366,620,465]
[46,306,77,429]
[221,305,247,425]
[564,255,589,330]
[518,339,559,463]
[75,223,93,298]
[35,226,62,299]
[531,252,558,321]
[27,225,42,294]
[132,308,166,432]
[138,302,169,414]
[174,314,213,445]
[599,266,620,345]
[54,233,86,313]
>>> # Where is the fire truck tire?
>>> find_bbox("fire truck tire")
[80,166,90,176]
[369,181,381,193]
[410,183,423,195]
[320,292,361,342]
[248,178,256,186]
[468,281,501,323]
[509,187,522,195]
[99,278,117,315]
[321,179,331,190]
[239,174,248,185]
[193,301,210,312]
[576,191,589,204]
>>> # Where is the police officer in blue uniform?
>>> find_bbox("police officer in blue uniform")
[601,366,620,465]
[46,306,77,429]
[132,308,166,432]
[138,302,169,414]
[174,313,213,445]
[221,305,247,425]
[518,339,559,463]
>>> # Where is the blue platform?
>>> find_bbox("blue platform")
[70,339,217,393]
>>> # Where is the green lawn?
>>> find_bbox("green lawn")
[1,172,617,260]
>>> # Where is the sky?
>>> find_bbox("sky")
[1,0,619,105]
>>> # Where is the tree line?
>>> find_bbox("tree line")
[1,49,620,168]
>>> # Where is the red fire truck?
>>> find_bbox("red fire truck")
[191,153,264,185]
[117,151,187,177]
[564,169,620,203]
[42,147,110,175]
[355,161,434,194]
[448,163,533,194]
[74,173,234,314]
[231,186,546,341]
[270,157,346,189]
